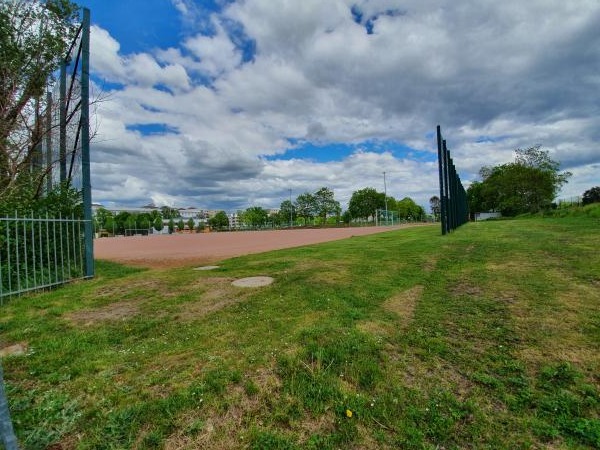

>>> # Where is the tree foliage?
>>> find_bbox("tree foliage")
[1,0,80,202]
[294,192,316,225]
[242,206,268,228]
[582,186,600,206]
[348,187,385,220]
[278,199,296,226]
[208,211,229,230]
[429,196,440,221]
[313,187,340,224]
[396,197,425,221]
[467,146,571,216]
[160,206,181,219]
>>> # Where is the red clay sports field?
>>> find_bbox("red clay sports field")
[94,224,428,268]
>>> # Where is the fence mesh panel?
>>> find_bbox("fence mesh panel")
[0,214,89,303]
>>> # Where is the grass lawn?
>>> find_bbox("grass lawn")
[1,216,599,449]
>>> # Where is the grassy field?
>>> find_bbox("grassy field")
[1,215,599,449]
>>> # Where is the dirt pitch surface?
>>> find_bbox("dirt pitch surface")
[95,224,427,269]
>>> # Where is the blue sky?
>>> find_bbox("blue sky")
[76,0,599,211]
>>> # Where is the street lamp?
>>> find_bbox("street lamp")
[383,171,388,225]
[289,188,293,228]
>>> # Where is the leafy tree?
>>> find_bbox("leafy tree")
[348,187,385,221]
[278,200,296,227]
[295,192,316,225]
[153,216,163,232]
[466,181,486,216]
[137,213,151,231]
[242,206,269,228]
[114,211,130,234]
[208,211,229,231]
[1,0,80,203]
[104,215,115,234]
[93,207,113,229]
[168,218,175,234]
[187,218,195,231]
[341,210,352,224]
[397,197,424,221]
[429,196,441,221]
[177,219,185,232]
[582,186,600,206]
[160,206,181,219]
[313,187,340,225]
[468,146,571,216]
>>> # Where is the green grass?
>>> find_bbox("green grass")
[1,217,599,449]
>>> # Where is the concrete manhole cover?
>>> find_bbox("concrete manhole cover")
[193,265,220,271]
[232,276,274,287]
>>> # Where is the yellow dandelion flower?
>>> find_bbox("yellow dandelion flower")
[346,409,353,418]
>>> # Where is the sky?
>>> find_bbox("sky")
[76,0,599,212]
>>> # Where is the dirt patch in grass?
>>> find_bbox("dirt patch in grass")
[165,369,281,450]
[66,301,140,325]
[356,320,393,338]
[93,277,170,299]
[509,280,599,379]
[449,280,483,297]
[382,285,423,327]
[296,411,336,444]
[175,277,255,321]
[0,342,28,357]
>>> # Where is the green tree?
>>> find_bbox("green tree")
[341,210,352,224]
[396,197,424,221]
[137,213,151,231]
[278,200,295,227]
[177,219,185,232]
[114,211,130,235]
[313,187,340,225]
[295,192,316,225]
[466,181,486,216]
[242,206,268,228]
[1,0,80,203]
[153,216,163,232]
[582,186,600,206]
[471,146,571,216]
[348,187,385,221]
[94,207,113,230]
[208,211,229,231]
[160,206,181,219]
[168,218,175,234]
[186,218,195,231]
[429,196,441,221]
[104,215,115,234]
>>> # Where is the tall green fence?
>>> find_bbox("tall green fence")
[0,214,90,303]
[436,125,468,234]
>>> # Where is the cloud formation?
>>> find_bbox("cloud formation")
[89,0,600,210]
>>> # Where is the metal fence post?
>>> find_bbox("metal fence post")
[0,362,18,450]
[81,8,94,278]
[436,125,447,235]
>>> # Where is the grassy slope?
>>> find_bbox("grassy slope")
[0,217,599,449]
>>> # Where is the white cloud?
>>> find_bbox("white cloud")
[183,21,242,76]
[91,26,190,92]
[89,0,600,211]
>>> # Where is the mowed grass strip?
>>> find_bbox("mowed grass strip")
[1,216,599,449]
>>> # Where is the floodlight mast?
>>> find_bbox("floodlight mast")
[383,171,388,225]
[289,188,293,228]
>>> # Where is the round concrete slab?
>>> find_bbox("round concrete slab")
[232,276,274,287]
[193,265,220,271]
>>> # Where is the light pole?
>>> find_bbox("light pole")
[289,188,293,228]
[383,171,388,225]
